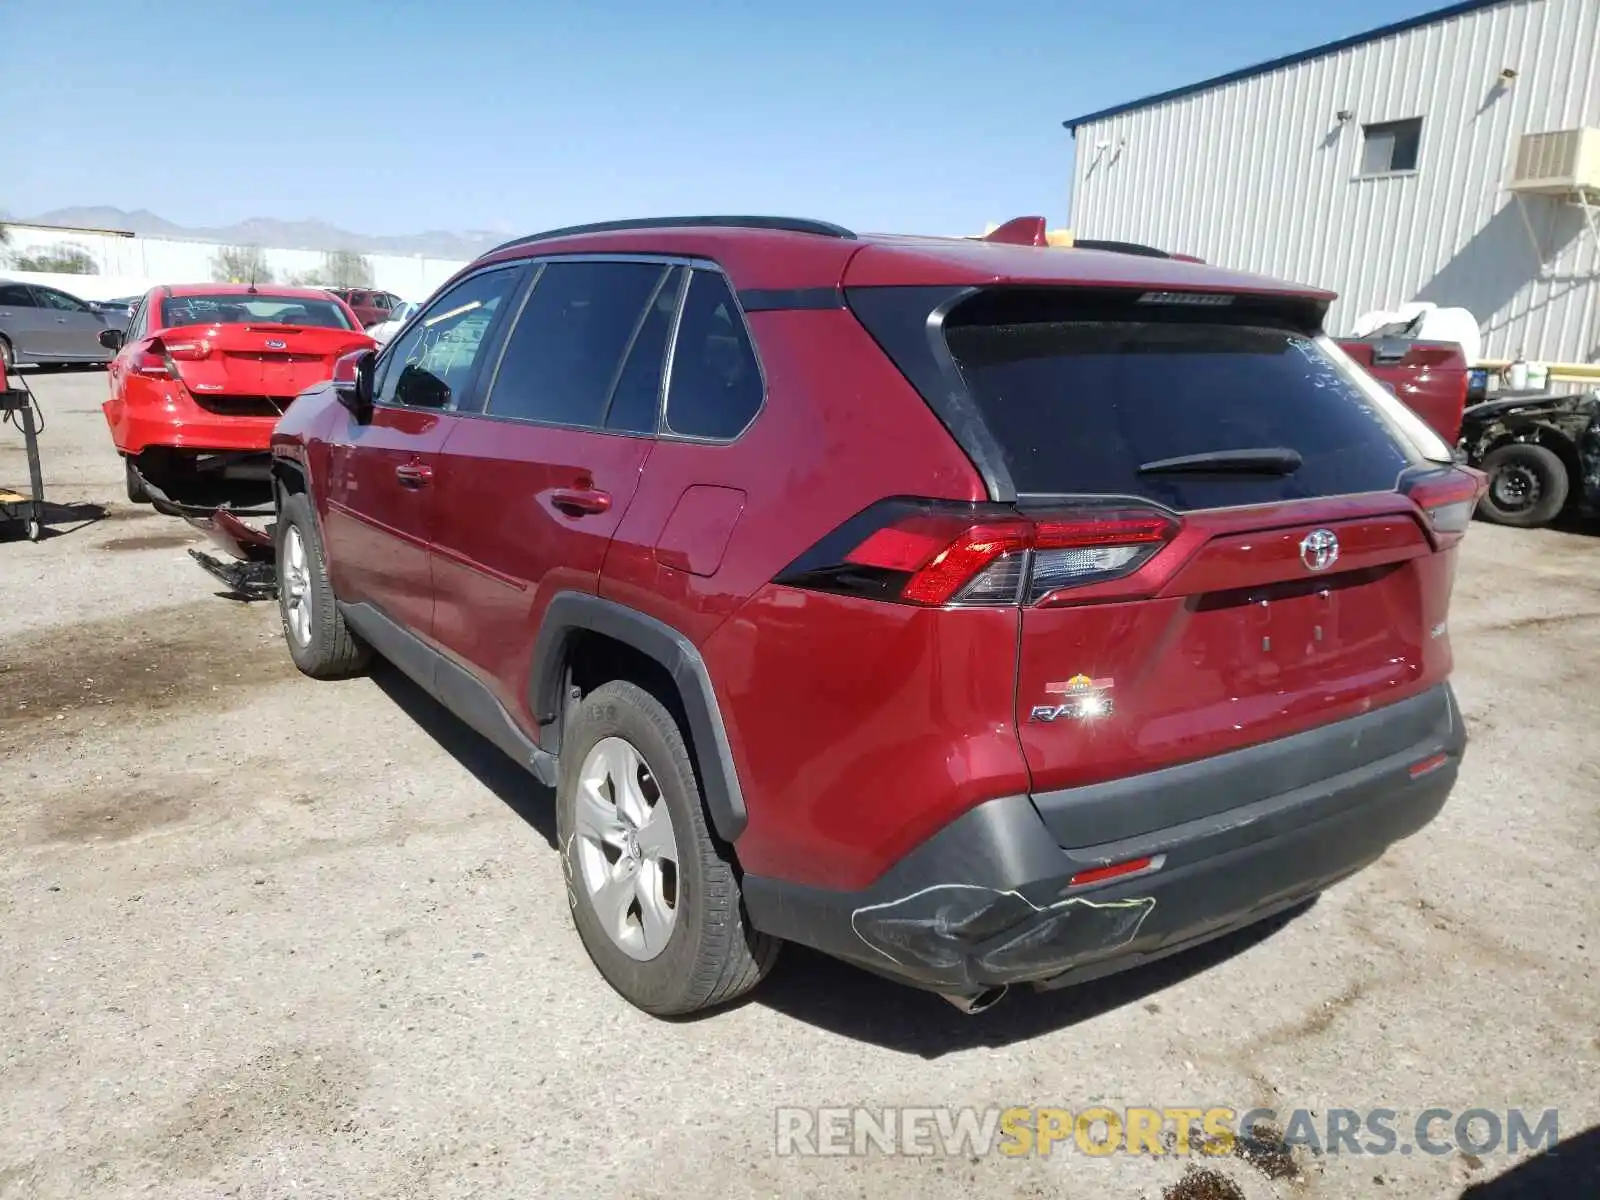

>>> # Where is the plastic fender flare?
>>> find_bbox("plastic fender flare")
[529,593,748,844]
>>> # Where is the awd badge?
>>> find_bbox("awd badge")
[1030,674,1115,722]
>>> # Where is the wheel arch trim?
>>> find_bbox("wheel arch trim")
[530,593,748,843]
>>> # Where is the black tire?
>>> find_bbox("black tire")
[1477,443,1568,529]
[124,458,150,504]
[274,490,370,678]
[0,336,12,374]
[557,680,779,1015]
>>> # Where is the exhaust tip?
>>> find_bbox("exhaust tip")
[940,985,1008,1015]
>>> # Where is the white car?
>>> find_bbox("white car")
[366,300,419,345]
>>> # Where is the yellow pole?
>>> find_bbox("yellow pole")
[1476,359,1600,382]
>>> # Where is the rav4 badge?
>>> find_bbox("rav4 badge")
[1031,675,1115,722]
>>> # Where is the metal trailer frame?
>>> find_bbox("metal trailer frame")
[1,380,48,541]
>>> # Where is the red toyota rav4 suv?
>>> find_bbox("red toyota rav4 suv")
[267,215,1480,1017]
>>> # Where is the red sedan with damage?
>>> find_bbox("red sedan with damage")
[101,284,375,508]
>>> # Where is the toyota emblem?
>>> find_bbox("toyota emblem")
[1300,528,1340,572]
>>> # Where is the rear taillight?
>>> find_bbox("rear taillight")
[165,339,210,361]
[777,498,1180,607]
[1403,467,1486,538]
[129,348,170,377]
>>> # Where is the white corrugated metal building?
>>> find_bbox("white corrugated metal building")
[1064,0,1600,363]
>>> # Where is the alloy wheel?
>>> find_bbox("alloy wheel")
[281,525,313,646]
[574,736,680,961]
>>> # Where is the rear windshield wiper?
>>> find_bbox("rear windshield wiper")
[1137,447,1304,476]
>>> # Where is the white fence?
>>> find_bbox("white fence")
[0,226,471,304]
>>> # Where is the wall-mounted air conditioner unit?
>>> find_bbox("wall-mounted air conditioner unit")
[1508,128,1600,194]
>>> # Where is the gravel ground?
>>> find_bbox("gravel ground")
[2,369,1596,1200]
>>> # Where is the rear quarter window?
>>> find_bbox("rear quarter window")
[664,270,763,440]
[942,297,1422,509]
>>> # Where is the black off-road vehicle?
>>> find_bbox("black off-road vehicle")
[1462,389,1600,528]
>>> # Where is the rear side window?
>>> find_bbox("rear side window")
[664,270,762,440]
[605,266,681,434]
[0,284,37,306]
[487,260,669,429]
[942,294,1420,509]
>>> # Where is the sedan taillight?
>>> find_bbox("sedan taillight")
[129,348,171,377]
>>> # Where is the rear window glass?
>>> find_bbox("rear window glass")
[161,295,355,330]
[944,304,1420,509]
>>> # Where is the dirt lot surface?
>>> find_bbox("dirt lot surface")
[2,369,1597,1199]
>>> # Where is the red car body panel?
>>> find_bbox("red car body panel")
[327,290,405,328]
[1336,337,1470,444]
[839,235,1336,299]
[707,494,1458,892]
[320,405,447,638]
[267,219,1477,996]
[704,590,1030,886]
[103,284,373,457]
[428,416,656,720]
[596,308,988,644]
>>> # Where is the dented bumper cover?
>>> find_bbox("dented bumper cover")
[742,684,1465,993]
[186,507,278,600]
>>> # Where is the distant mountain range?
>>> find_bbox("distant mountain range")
[13,206,504,261]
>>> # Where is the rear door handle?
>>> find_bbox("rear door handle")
[395,462,433,488]
[550,487,612,516]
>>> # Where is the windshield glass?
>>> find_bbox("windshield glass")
[162,294,356,330]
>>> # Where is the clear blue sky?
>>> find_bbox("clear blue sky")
[2,0,1448,237]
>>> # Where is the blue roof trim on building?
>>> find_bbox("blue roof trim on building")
[1062,0,1511,131]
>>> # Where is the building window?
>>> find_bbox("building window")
[1360,118,1423,175]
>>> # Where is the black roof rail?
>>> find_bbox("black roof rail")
[486,215,856,256]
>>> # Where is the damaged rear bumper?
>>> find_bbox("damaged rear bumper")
[186,507,278,600]
[741,684,1464,995]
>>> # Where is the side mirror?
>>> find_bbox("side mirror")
[331,348,376,422]
[98,328,124,351]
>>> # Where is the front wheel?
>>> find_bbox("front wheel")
[557,680,778,1015]
[274,491,370,678]
[1477,443,1568,528]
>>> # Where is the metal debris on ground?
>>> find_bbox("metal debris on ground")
[186,506,278,600]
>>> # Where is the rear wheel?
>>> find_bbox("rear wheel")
[124,458,150,504]
[274,490,370,678]
[557,680,778,1015]
[1477,443,1568,528]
